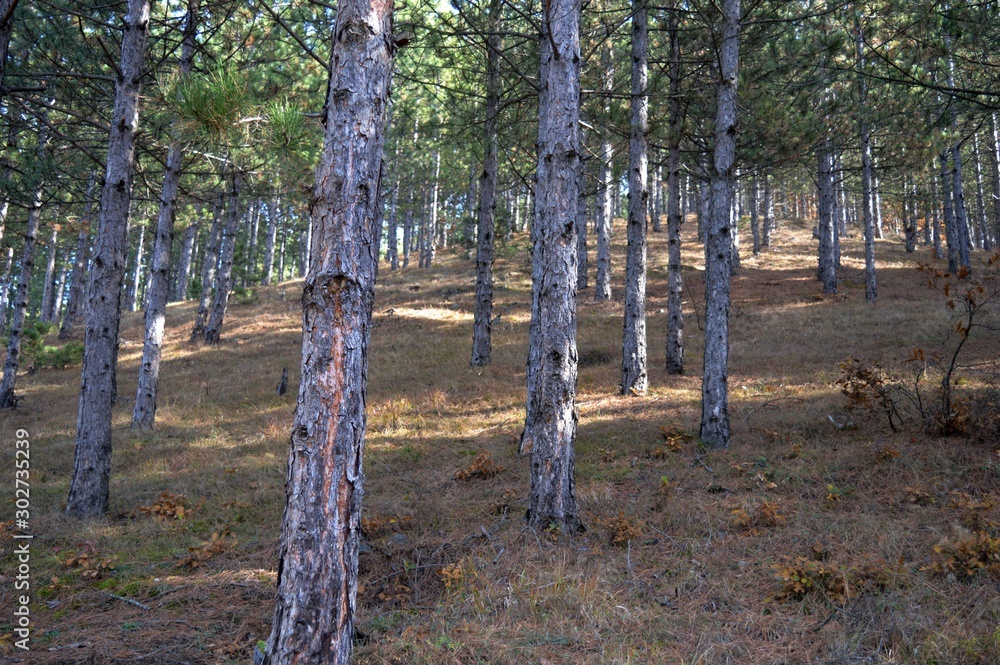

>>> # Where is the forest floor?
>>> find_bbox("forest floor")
[2,217,1000,664]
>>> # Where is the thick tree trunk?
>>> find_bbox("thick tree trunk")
[700,0,740,449]
[621,0,648,397]
[66,0,151,519]
[204,171,240,344]
[664,4,683,376]
[40,226,59,322]
[594,33,614,302]
[191,197,223,340]
[59,178,97,338]
[0,155,44,409]
[519,0,583,534]
[471,0,500,367]
[817,147,836,293]
[132,1,196,431]
[263,0,394,661]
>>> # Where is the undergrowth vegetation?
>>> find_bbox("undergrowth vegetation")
[1,221,999,663]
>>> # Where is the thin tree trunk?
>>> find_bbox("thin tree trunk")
[126,224,145,312]
[856,16,876,303]
[402,190,412,268]
[0,247,13,333]
[53,259,68,321]
[621,0,648,396]
[749,175,760,256]
[941,152,959,272]
[0,143,45,408]
[817,147,836,293]
[66,0,151,519]
[594,28,614,302]
[932,170,944,259]
[40,226,59,322]
[173,219,197,301]
[60,177,97,338]
[762,173,773,246]
[576,168,588,290]
[989,114,1000,249]
[203,170,240,344]
[261,199,277,285]
[664,3,683,376]
[132,0,196,431]
[263,0,394,659]
[192,196,223,340]
[700,0,740,449]
[519,0,583,534]
[471,0,500,367]
[387,185,398,270]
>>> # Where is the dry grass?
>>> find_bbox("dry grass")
[1,217,999,664]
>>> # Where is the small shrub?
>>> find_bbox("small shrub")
[925,532,1000,580]
[454,452,505,481]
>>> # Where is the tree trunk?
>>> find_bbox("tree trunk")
[53,259,68,322]
[387,185,398,270]
[66,0,151,519]
[59,177,97,338]
[40,226,59,322]
[402,191,412,267]
[263,0,394,660]
[940,152,959,272]
[576,169,588,290]
[126,223,145,312]
[749,175,760,256]
[132,0,196,431]
[903,176,918,253]
[173,218,197,301]
[989,114,1000,250]
[621,0,648,397]
[762,174,773,246]
[0,145,45,408]
[594,30,614,302]
[856,17,876,303]
[0,0,20,104]
[471,0,500,367]
[203,171,240,344]
[0,247,12,332]
[262,198,278,285]
[191,196,223,340]
[932,170,944,259]
[817,147,836,293]
[664,3,683,376]
[519,0,583,534]
[700,0,740,449]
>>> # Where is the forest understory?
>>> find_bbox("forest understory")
[2,219,1000,664]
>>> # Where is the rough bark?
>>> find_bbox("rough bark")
[66,0,151,519]
[817,147,836,293]
[519,0,583,534]
[664,4,683,376]
[263,0,394,660]
[471,0,500,367]
[621,0,648,397]
[700,0,740,449]
[0,148,45,409]
[191,196,223,340]
[132,0,196,431]
[203,171,240,344]
[594,30,614,302]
